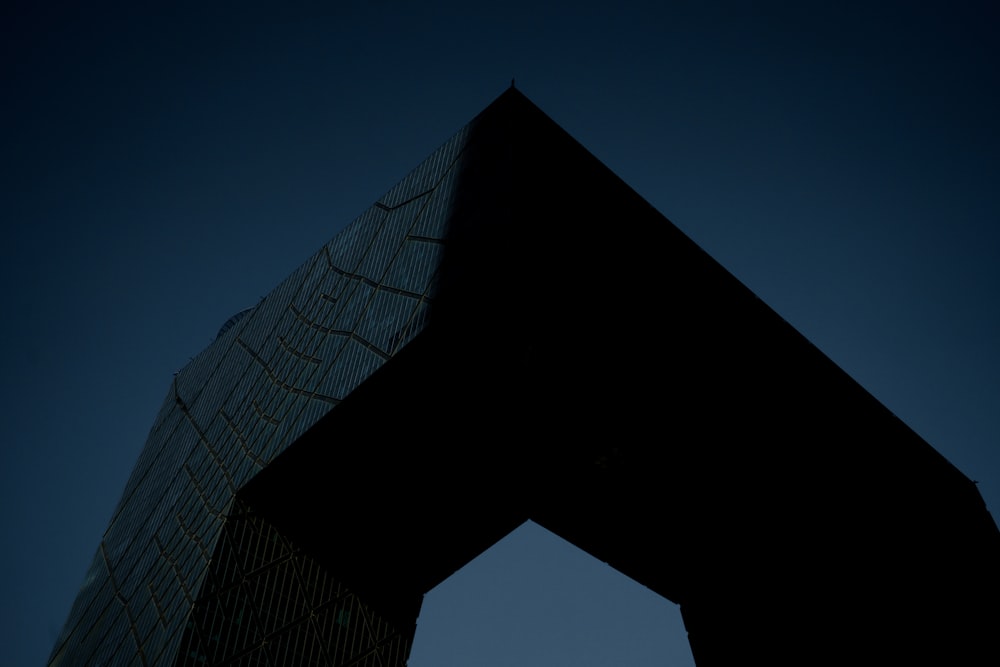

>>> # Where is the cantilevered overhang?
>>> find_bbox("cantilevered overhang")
[239,88,1000,665]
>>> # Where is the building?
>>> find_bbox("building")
[50,88,1000,666]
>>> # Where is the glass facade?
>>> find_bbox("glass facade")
[50,87,1000,666]
[174,499,412,667]
[48,112,473,667]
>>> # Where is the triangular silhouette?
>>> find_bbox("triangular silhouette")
[52,89,1000,666]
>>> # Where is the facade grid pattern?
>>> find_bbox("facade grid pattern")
[175,500,410,667]
[48,124,472,667]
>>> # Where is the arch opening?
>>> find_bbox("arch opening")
[408,521,695,667]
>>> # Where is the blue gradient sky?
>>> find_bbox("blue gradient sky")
[3,2,998,665]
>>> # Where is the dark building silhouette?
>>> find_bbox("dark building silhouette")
[50,89,1000,666]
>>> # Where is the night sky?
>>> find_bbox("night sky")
[3,2,998,665]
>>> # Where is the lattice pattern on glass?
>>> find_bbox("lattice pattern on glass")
[175,500,412,667]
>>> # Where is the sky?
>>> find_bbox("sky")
[2,1,998,665]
